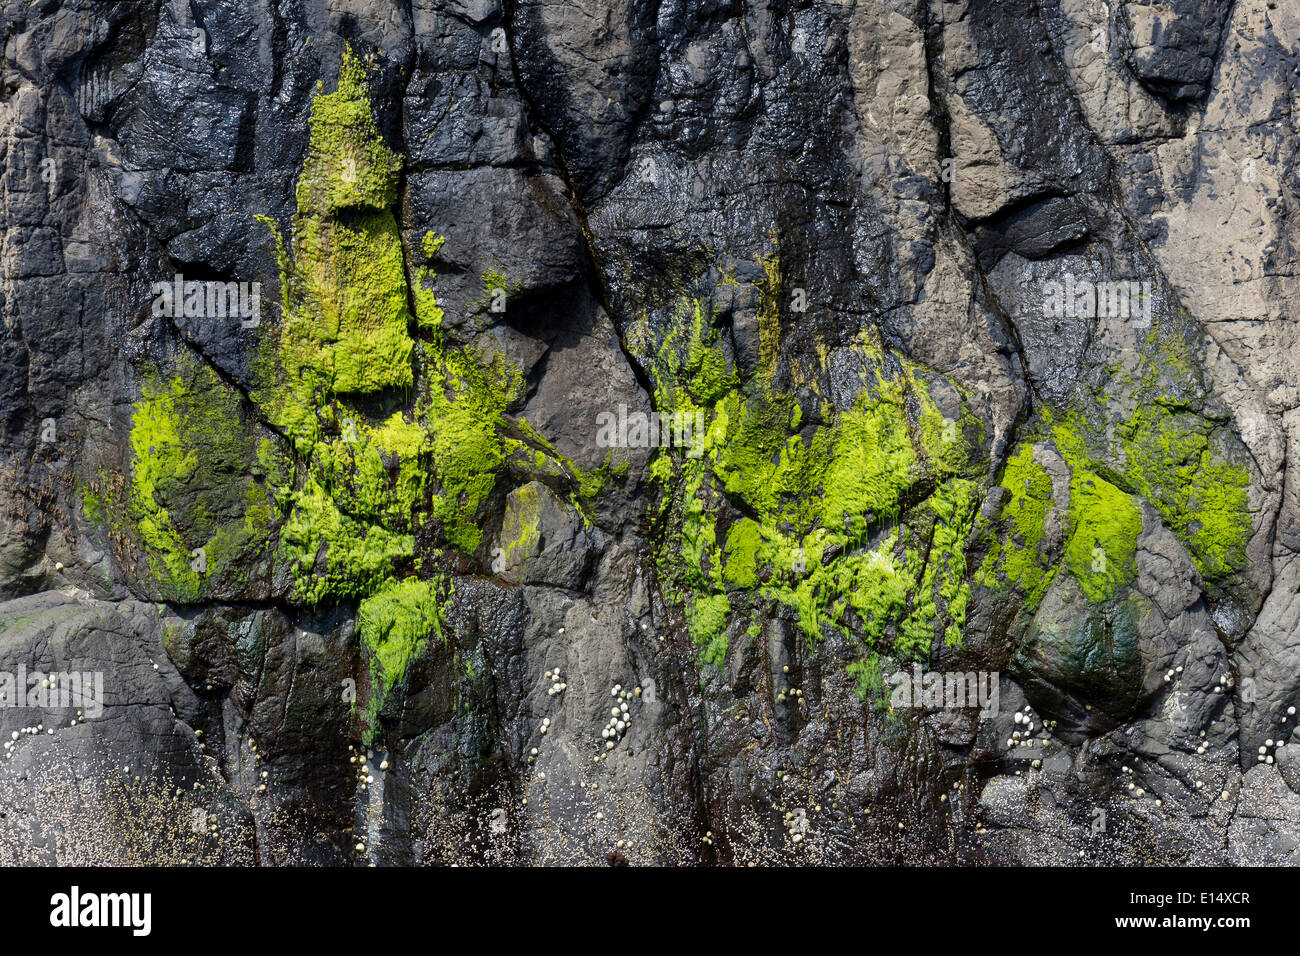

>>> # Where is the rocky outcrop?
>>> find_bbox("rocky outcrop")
[0,0,1297,865]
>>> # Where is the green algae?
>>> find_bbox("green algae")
[817,385,921,535]
[978,384,1250,614]
[278,475,414,605]
[259,51,414,451]
[127,362,272,601]
[756,250,782,383]
[574,451,630,503]
[296,47,401,217]
[358,575,451,738]
[646,292,984,686]
[979,420,1142,608]
[259,49,522,587]
[976,443,1056,608]
[977,297,1251,620]
[1117,404,1249,580]
[420,345,520,553]
[689,592,731,669]
[479,265,522,315]
[501,482,544,568]
[1063,460,1141,603]
[79,483,104,524]
[846,652,887,706]
[1110,323,1251,580]
[412,232,447,340]
[121,49,615,740]
[723,518,761,589]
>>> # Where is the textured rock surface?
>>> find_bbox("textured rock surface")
[0,0,1297,865]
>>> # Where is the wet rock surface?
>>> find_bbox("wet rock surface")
[0,0,1297,865]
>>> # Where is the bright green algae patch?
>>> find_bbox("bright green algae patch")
[976,443,1055,608]
[1109,324,1253,581]
[646,295,984,687]
[255,47,432,610]
[359,576,449,690]
[1117,403,1250,579]
[125,49,595,737]
[978,422,1142,607]
[256,44,413,455]
[978,391,1249,611]
[1063,461,1141,603]
[358,575,452,731]
[256,47,555,596]
[125,362,273,601]
[296,47,402,219]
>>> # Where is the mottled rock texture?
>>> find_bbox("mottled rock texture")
[0,0,1297,865]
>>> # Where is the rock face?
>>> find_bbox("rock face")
[0,0,1296,865]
